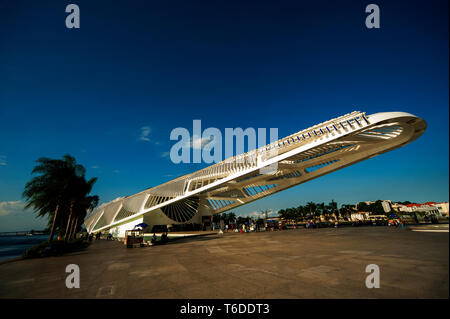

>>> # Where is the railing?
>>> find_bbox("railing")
[86,111,369,226]
[184,111,367,190]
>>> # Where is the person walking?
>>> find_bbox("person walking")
[400,219,406,229]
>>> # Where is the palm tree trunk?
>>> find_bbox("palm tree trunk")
[64,214,72,241]
[64,201,74,242]
[69,215,79,240]
[67,216,75,240]
[49,203,59,242]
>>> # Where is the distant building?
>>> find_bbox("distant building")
[429,202,449,217]
[399,203,441,216]
[381,201,392,213]
[391,202,405,212]
[351,212,369,221]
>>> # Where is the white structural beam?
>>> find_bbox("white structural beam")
[85,111,426,233]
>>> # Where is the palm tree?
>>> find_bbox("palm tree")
[256,218,265,230]
[23,155,97,242]
[213,213,221,224]
[65,176,99,241]
[340,204,355,220]
[278,209,287,220]
[296,205,306,223]
[300,205,308,221]
[63,175,84,241]
[317,202,325,217]
[305,202,317,219]
[328,200,338,220]
[286,208,296,224]
[357,202,369,212]
[221,213,229,225]
[260,209,271,220]
[227,212,236,225]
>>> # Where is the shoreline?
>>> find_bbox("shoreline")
[0,256,24,265]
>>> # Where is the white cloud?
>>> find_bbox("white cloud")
[139,126,151,142]
[0,200,48,232]
[0,201,24,216]
[188,135,216,150]
[0,155,7,166]
[239,211,264,219]
[237,209,278,219]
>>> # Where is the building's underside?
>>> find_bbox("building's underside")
[84,111,426,236]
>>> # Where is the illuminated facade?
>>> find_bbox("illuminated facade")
[84,111,426,236]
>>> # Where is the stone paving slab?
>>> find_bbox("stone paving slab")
[0,225,448,298]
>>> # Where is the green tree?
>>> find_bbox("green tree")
[305,202,317,218]
[23,155,98,242]
[227,212,236,225]
[357,202,369,212]
[63,175,98,241]
[288,208,297,221]
[260,209,271,220]
[340,204,355,219]
[370,200,386,215]
[66,177,98,240]
[297,205,307,221]
[213,213,221,224]
[278,209,287,220]
[256,218,265,229]
[328,200,338,219]
[317,202,326,219]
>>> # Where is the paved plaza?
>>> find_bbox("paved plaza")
[0,224,448,298]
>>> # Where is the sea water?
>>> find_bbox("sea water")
[0,234,48,261]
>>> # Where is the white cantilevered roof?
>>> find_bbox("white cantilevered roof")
[85,111,426,233]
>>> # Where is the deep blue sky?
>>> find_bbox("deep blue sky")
[0,0,448,231]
